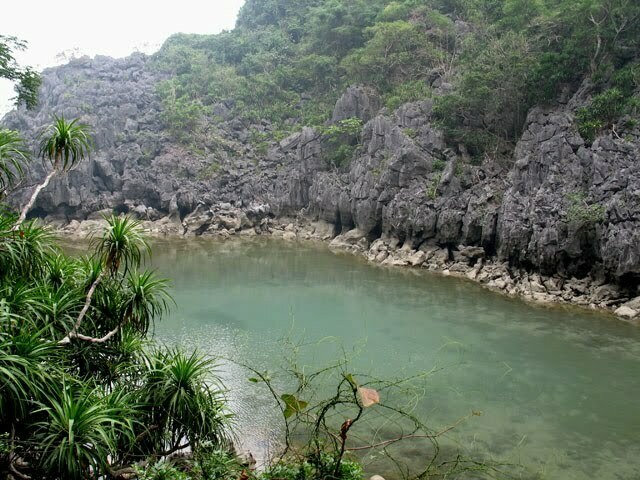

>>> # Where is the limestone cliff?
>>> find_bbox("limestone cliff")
[2,54,639,302]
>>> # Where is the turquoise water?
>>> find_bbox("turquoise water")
[149,238,640,479]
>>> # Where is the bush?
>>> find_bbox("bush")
[195,447,244,480]
[383,80,432,110]
[134,462,190,480]
[322,117,364,168]
[565,192,606,225]
[576,88,632,143]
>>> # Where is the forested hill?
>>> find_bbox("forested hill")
[2,0,640,298]
[154,0,639,156]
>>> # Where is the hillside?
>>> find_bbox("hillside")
[2,0,640,311]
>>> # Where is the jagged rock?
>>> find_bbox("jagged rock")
[130,204,149,219]
[214,214,241,232]
[331,86,381,124]
[430,248,449,266]
[621,296,640,311]
[374,251,389,263]
[86,208,114,220]
[466,265,482,280]
[489,278,508,290]
[449,262,470,273]
[592,284,621,302]
[497,95,640,280]
[531,292,556,303]
[457,245,485,262]
[3,53,640,309]
[407,250,427,267]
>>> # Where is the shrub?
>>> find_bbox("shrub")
[565,192,606,225]
[575,88,630,143]
[383,80,432,110]
[322,117,364,168]
[134,461,190,480]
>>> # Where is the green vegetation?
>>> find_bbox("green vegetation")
[0,129,29,197]
[433,0,640,156]
[565,192,606,225]
[426,173,442,200]
[0,120,231,479]
[15,115,92,227]
[197,161,222,180]
[0,210,233,479]
[322,117,363,167]
[576,83,640,143]
[0,35,41,109]
[150,0,458,135]
[150,0,639,162]
[239,337,505,480]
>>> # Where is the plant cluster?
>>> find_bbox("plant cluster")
[321,118,364,168]
[0,35,41,109]
[575,64,640,143]
[0,212,231,480]
[0,118,232,479]
[238,338,509,480]
[150,0,459,136]
[565,192,606,226]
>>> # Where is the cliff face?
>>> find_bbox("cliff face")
[2,55,640,291]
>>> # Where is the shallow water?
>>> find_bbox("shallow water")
[148,238,640,479]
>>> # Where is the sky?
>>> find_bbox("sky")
[1,0,246,115]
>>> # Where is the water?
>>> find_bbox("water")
[147,237,640,479]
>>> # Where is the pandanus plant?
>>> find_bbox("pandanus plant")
[61,215,165,345]
[14,115,91,228]
[0,129,29,198]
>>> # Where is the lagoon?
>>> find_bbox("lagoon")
[151,238,640,479]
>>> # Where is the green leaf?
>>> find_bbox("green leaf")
[280,394,308,418]
[248,377,260,383]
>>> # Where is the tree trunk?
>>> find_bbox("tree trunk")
[12,169,56,230]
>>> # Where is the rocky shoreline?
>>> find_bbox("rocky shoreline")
[54,206,640,325]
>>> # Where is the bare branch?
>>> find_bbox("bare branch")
[60,325,120,345]
[345,411,475,452]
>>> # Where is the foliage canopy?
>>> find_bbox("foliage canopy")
[151,0,640,157]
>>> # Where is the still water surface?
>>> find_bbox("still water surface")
[149,238,640,479]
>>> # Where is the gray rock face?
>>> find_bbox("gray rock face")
[498,102,640,282]
[331,86,381,124]
[3,56,640,292]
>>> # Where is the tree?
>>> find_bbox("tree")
[342,20,433,88]
[61,215,162,345]
[0,129,29,198]
[0,35,41,109]
[13,115,92,228]
[434,31,537,156]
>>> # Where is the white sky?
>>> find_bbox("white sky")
[1,0,245,115]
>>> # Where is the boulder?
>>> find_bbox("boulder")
[614,306,638,320]
[282,231,297,241]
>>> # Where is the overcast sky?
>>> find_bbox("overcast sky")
[1,0,245,115]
